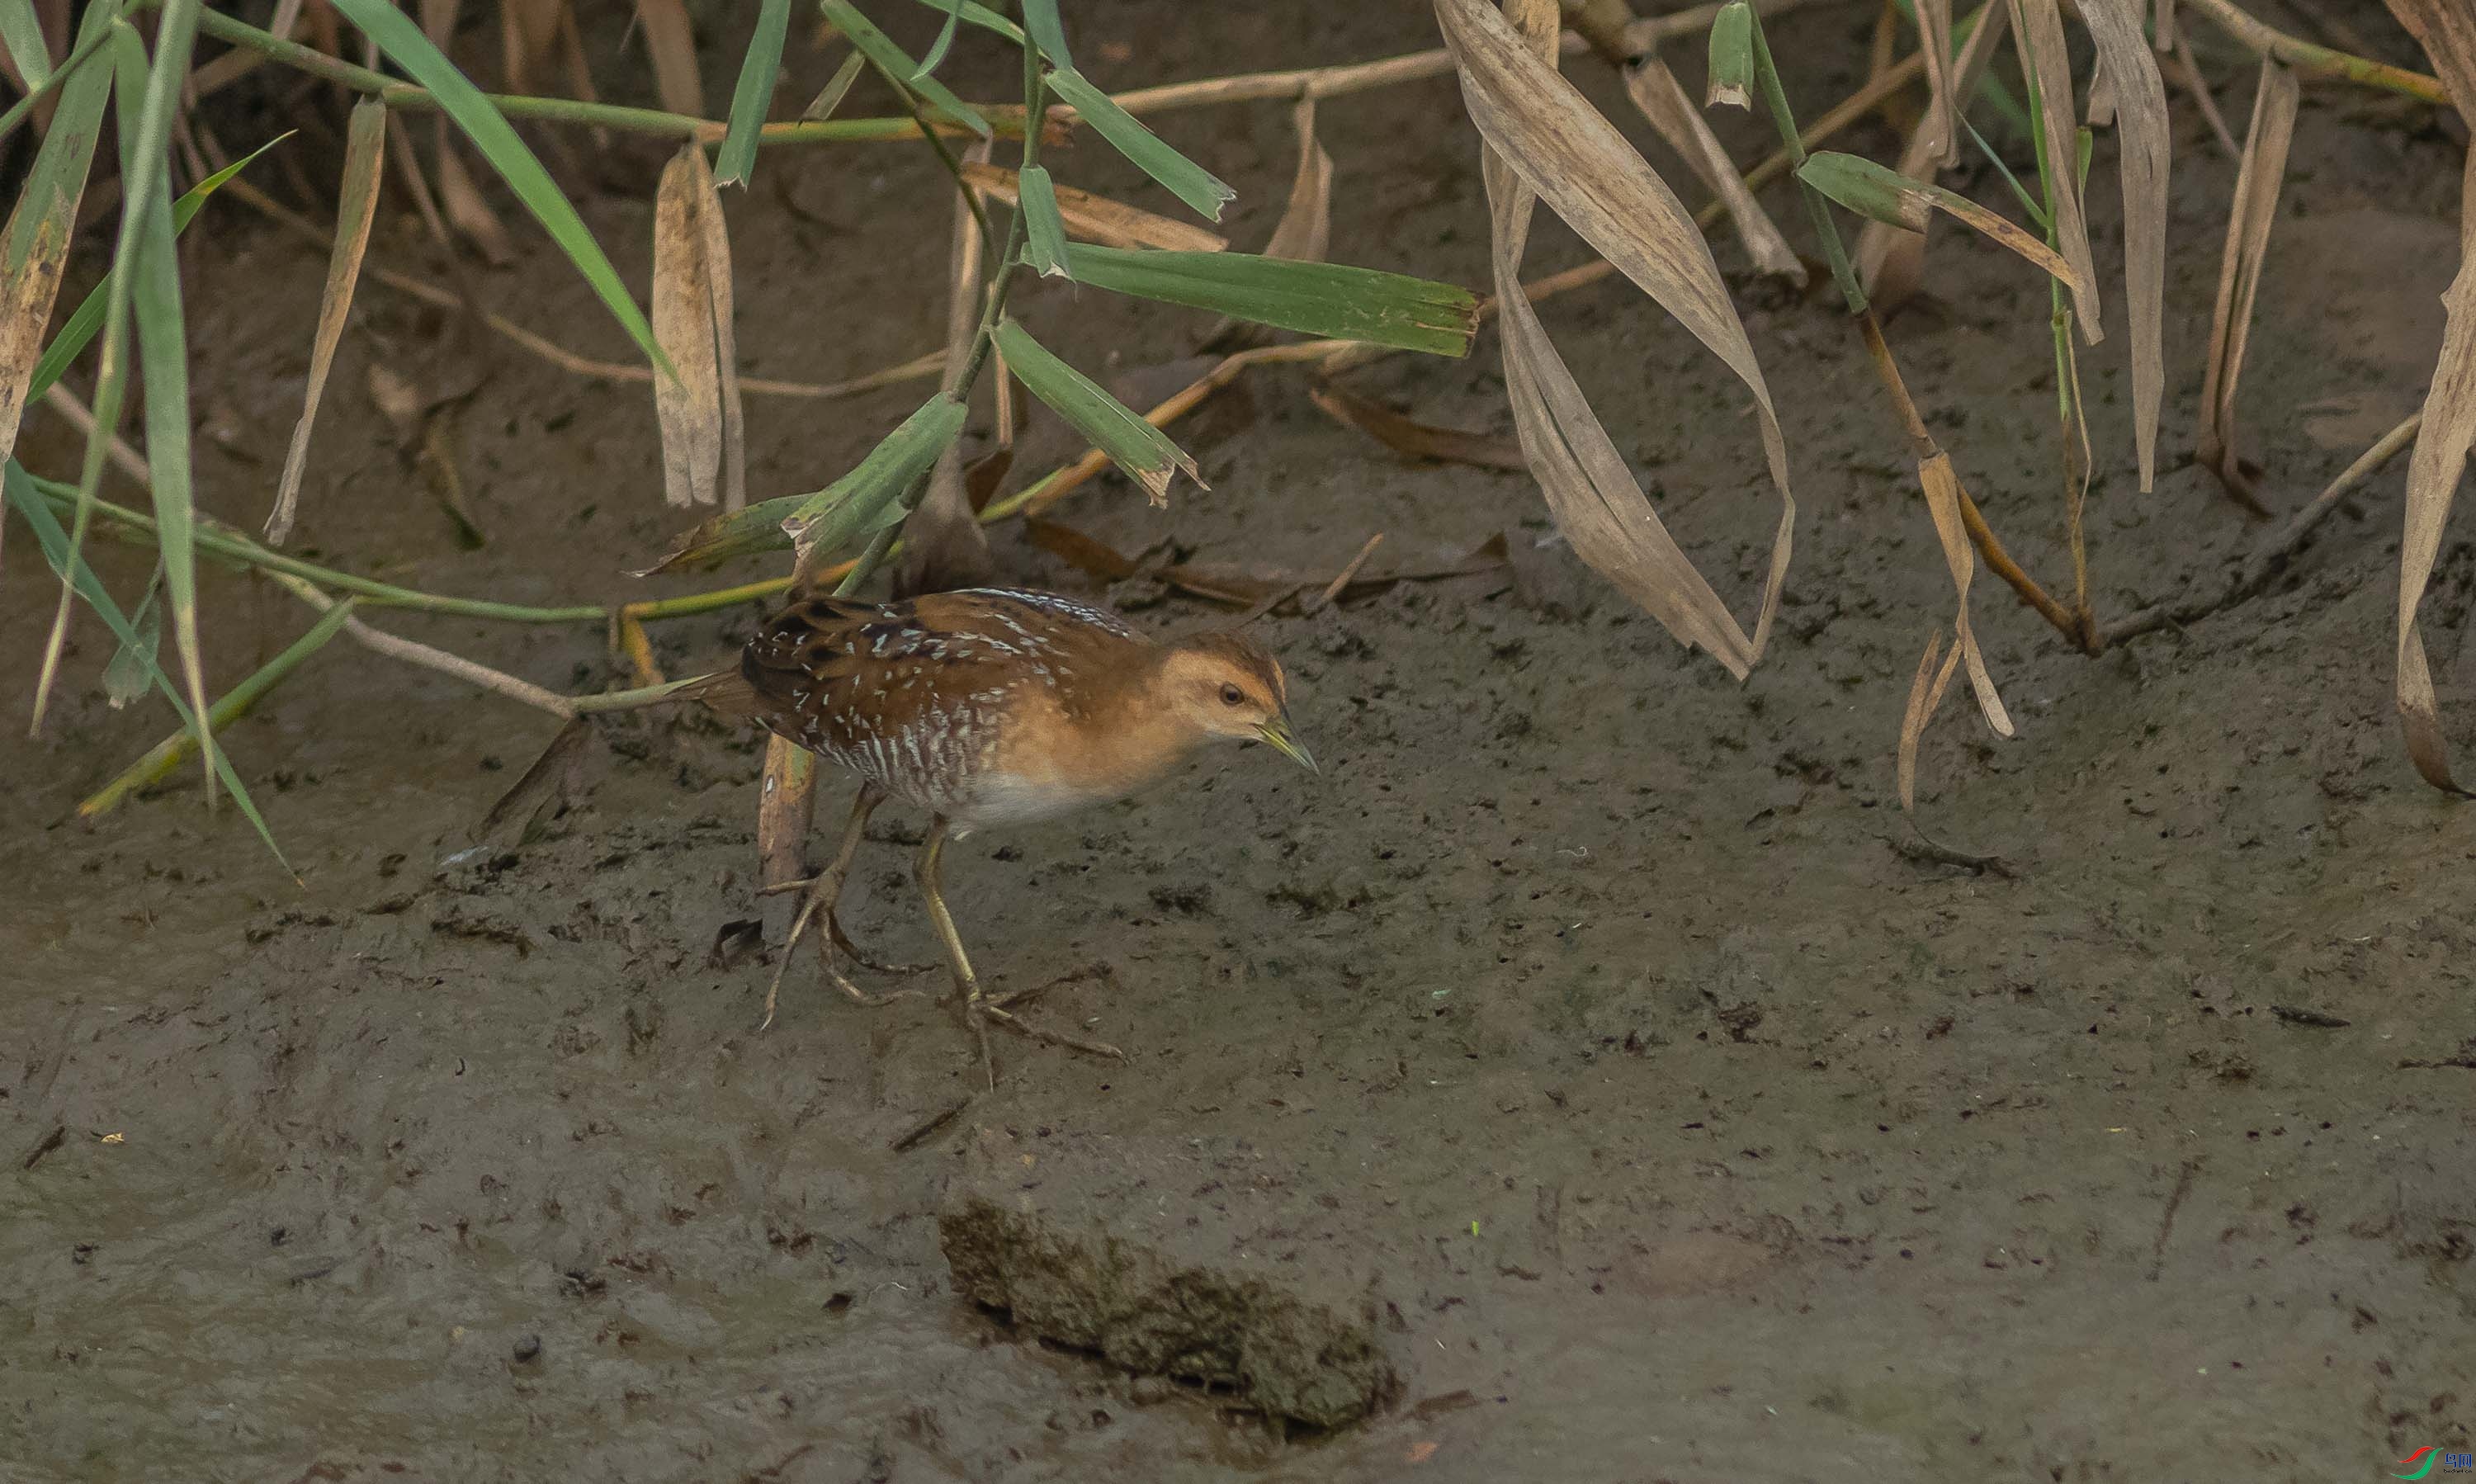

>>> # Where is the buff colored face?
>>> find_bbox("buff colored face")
[1158,645,1316,773]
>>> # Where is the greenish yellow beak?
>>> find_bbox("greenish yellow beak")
[1255,713,1319,775]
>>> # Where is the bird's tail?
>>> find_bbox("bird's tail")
[668,667,766,719]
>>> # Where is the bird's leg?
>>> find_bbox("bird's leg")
[763,784,915,1027]
[913,825,1127,1085]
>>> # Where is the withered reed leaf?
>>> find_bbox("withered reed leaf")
[651,144,744,510]
[27,136,283,409]
[1623,54,1803,284]
[0,0,112,474]
[2,462,291,872]
[1916,0,1958,168]
[960,160,1227,253]
[1440,0,1792,566]
[432,130,517,265]
[2077,0,2170,491]
[1309,382,1526,471]
[1453,0,1787,679]
[1066,243,1476,356]
[2195,59,2296,512]
[801,48,867,121]
[1857,1,2011,305]
[1897,626,1961,811]
[2381,0,2476,794]
[1263,97,1333,263]
[2008,0,2102,340]
[820,0,990,138]
[1799,150,2086,293]
[995,318,1198,505]
[268,97,385,546]
[1706,0,1754,108]
[1042,68,1234,220]
[328,0,669,376]
[1917,451,2014,735]
[633,0,702,116]
[1014,164,1072,276]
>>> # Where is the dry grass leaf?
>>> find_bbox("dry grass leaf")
[367,361,424,445]
[1916,0,1959,168]
[2195,60,2297,514]
[635,0,702,119]
[269,97,387,546]
[2008,0,2103,340]
[2153,0,2176,51]
[499,0,565,94]
[1439,0,1793,676]
[1857,1,2011,305]
[758,736,818,890]
[1264,97,1333,264]
[432,127,517,267]
[2077,0,2170,491]
[1917,452,2014,736]
[650,144,744,510]
[1897,626,1962,810]
[1621,53,1803,284]
[1310,382,1526,470]
[896,139,996,598]
[2382,0,2476,794]
[956,162,1226,253]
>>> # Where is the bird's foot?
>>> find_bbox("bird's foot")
[762,877,924,1029]
[965,964,1126,1075]
[827,910,938,977]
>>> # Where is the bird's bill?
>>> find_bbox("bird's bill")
[1255,714,1319,774]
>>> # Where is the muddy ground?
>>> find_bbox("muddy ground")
[6,1,2475,1479]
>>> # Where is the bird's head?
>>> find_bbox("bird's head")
[1151,631,1317,773]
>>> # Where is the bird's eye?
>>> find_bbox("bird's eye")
[1219,683,1246,707]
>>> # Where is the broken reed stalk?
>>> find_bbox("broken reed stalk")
[2175,0,2449,106]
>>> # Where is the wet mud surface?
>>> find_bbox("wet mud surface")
[6,2,2475,1478]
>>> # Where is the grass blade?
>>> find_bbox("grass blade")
[1263,97,1331,262]
[1799,150,2086,293]
[1064,244,1477,356]
[0,0,48,89]
[26,135,286,410]
[1042,66,1232,220]
[995,318,1197,505]
[1856,2,2011,306]
[1897,626,1960,811]
[911,0,963,80]
[2008,0,2102,339]
[716,0,791,186]
[2383,0,2476,794]
[1015,163,1071,276]
[1916,451,2013,735]
[960,160,1226,253]
[801,48,867,121]
[820,0,990,138]
[1440,0,1793,660]
[2077,0,2170,491]
[899,0,1022,47]
[781,393,967,567]
[1020,0,1071,69]
[4,461,293,874]
[652,144,741,509]
[2195,59,2296,513]
[1916,0,1958,167]
[112,4,215,798]
[1705,0,1754,107]
[82,598,360,820]
[0,0,114,473]
[327,0,669,376]
[270,97,385,546]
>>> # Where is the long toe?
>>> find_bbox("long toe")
[827,910,941,976]
[980,1004,1127,1061]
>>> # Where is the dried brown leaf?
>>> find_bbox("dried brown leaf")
[1024,517,1140,581]
[1310,382,1526,471]
[650,144,744,511]
[895,139,996,598]
[432,129,517,267]
[1264,97,1333,264]
[269,97,387,546]
[1916,0,1959,168]
[1917,452,2014,736]
[1897,626,1962,811]
[1621,54,1803,284]
[957,161,1227,253]
[2078,0,2171,490]
[635,0,702,118]
[758,736,817,890]
[500,0,564,93]
[2195,60,2297,513]
[1857,1,2011,306]
[1439,0,1793,678]
[2383,0,2476,793]
[2009,0,2102,339]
